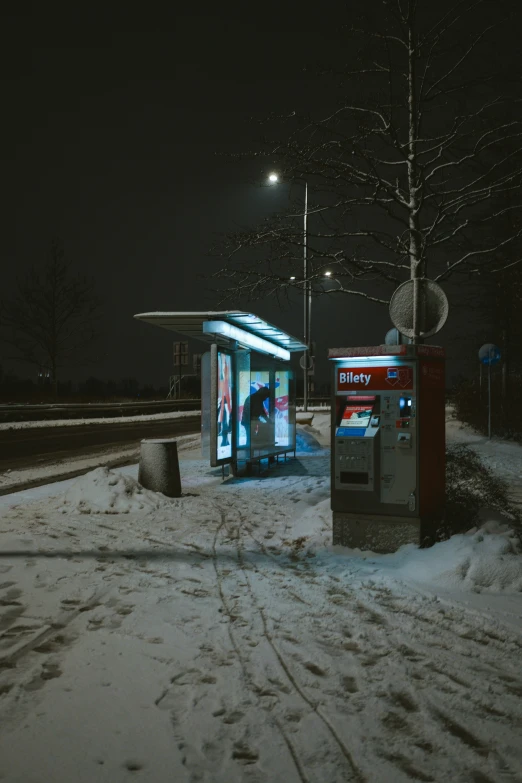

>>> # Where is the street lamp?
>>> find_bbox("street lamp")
[268,172,311,411]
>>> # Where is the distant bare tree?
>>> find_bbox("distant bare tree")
[0,239,101,394]
[213,0,522,340]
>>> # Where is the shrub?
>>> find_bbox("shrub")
[440,445,521,543]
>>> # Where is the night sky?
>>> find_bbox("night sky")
[3,3,489,389]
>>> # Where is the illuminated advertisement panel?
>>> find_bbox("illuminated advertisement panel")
[241,371,270,451]
[237,368,251,448]
[216,351,233,461]
[275,371,290,446]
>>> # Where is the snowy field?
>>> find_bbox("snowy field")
[0,414,521,782]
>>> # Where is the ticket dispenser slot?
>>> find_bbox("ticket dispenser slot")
[397,431,411,448]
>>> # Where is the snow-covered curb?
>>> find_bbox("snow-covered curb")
[0,409,200,431]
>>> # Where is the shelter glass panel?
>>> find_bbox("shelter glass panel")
[201,351,211,459]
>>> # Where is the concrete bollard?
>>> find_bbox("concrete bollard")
[138,438,182,498]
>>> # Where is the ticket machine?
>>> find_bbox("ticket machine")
[330,345,445,551]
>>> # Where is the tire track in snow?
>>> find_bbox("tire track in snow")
[214,504,367,783]
[210,512,311,783]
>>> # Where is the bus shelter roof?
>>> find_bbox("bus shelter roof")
[134,311,307,353]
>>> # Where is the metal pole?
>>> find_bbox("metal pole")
[412,276,419,344]
[303,180,309,412]
[488,350,492,440]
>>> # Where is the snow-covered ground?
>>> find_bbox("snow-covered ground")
[0,414,521,783]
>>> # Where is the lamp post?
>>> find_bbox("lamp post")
[268,173,311,411]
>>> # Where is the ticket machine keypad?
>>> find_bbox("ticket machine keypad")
[335,439,375,491]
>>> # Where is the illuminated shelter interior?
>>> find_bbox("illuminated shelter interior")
[134,311,307,470]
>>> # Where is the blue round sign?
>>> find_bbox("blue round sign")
[478,343,501,366]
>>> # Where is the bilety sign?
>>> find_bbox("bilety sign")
[337,365,414,392]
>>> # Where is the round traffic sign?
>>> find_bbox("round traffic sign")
[478,344,501,365]
[384,327,412,346]
[389,278,449,338]
[299,354,314,371]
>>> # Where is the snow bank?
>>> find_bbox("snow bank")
[388,532,522,593]
[295,412,331,452]
[63,466,168,514]
[295,427,325,453]
[289,496,522,594]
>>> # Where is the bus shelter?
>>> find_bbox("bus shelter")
[134,311,306,471]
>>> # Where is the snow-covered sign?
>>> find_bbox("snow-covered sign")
[389,277,449,338]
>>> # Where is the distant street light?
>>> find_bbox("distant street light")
[268,172,311,411]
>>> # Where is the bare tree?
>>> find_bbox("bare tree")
[213,0,522,340]
[0,239,101,394]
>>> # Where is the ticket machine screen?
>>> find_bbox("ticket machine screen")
[336,396,376,435]
[340,404,373,428]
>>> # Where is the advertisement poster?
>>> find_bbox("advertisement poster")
[216,352,233,461]
[275,372,290,446]
[239,371,270,447]
[237,370,252,447]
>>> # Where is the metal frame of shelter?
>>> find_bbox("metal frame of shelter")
[134,311,307,472]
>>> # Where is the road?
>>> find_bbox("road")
[0,416,200,473]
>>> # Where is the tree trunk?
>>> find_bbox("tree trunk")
[407,10,423,345]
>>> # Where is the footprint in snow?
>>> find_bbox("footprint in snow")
[232,742,259,765]
[342,675,358,693]
[389,690,418,712]
[222,710,244,724]
[124,760,144,772]
[303,661,327,677]
[23,661,63,691]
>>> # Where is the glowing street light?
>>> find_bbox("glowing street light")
[268,172,279,183]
